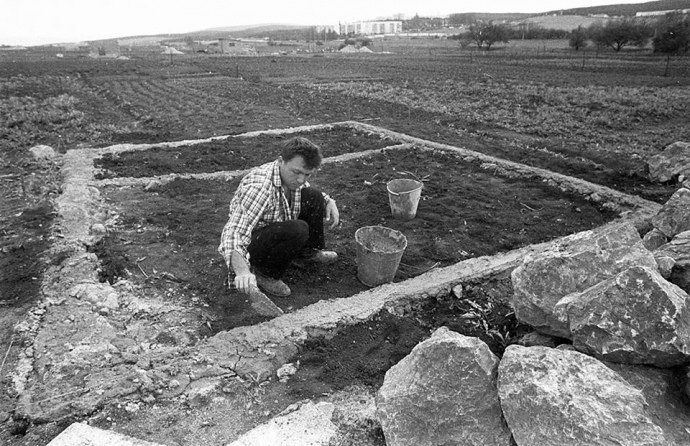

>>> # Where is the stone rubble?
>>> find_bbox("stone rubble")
[378,185,690,445]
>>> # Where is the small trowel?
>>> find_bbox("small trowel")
[248,284,284,317]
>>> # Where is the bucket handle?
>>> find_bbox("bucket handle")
[387,180,422,196]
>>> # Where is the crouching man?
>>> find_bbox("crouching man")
[218,137,340,312]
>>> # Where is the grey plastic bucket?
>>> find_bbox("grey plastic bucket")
[355,225,408,287]
[387,179,423,220]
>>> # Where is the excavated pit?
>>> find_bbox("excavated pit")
[91,124,620,336]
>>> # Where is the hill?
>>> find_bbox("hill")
[447,13,532,26]
[545,0,690,16]
[187,23,308,39]
[523,15,607,31]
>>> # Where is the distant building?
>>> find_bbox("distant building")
[219,38,266,55]
[315,25,338,35]
[340,20,402,36]
[89,39,120,57]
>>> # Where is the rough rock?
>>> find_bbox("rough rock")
[29,144,57,161]
[228,401,337,446]
[651,188,690,239]
[376,327,511,446]
[647,141,690,183]
[498,345,667,446]
[47,422,163,445]
[89,223,108,236]
[511,222,657,337]
[555,266,690,367]
[604,362,690,444]
[672,267,690,294]
[518,331,558,348]
[643,227,668,251]
[655,230,690,293]
[655,255,675,279]
[69,282,120,310]
[328,385,379,444]
[144,179,162,191]
[184,377,222,407]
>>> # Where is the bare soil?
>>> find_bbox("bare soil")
[94,125,396,178]
[94,145,617,340]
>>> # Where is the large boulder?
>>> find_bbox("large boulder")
[651,187,690,239]
[511,222,657,337]
[555,266,690,367]
[498,345,667,446]
[376,327,511,446]
[647,141,690,183]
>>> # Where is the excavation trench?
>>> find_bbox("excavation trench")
[13,122,660,423]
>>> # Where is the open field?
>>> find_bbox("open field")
[1,38,689,444]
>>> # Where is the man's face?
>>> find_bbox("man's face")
[279,156,316,191]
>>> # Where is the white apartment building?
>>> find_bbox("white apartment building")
[340,21,402,35]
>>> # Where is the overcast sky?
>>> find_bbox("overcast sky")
[2,0,654,46]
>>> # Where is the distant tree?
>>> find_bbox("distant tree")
[340,37,373,49]
[653,13,690,54]
[508,24,569,40]
[468,21,510,50]
[360,37,373,48]
[652,13,690,76]
[569,26,589,50]
[588,18,651,52]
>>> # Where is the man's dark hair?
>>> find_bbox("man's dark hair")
[281,137,323,170]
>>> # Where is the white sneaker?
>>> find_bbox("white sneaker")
[305,250,338,265]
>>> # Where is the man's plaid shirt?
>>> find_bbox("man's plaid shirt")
[218,159,305,267]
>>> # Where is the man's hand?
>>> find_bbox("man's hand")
[230,251,255,295]
[233,272,257,295]
[325,198,340,229]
